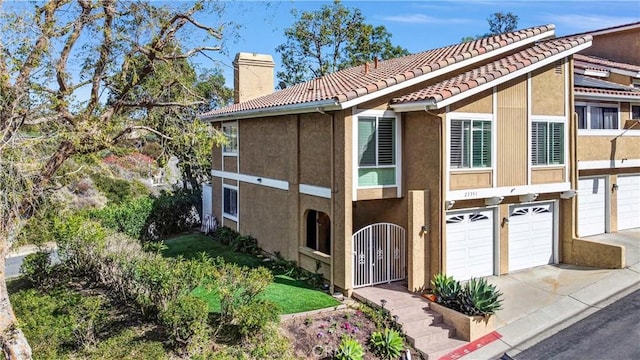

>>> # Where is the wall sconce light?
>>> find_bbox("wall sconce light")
[484,196,504,206]
[445,200,455,210]
[519,193,538,203]
[421,225,429,233]
[257,178,262,183]
[612,183,619,191]
[502,217,509,225]
[560,190,577,199]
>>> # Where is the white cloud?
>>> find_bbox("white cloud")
[380,14,472,24]
[543,14,639,33]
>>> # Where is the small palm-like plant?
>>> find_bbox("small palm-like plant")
[369,328,404,360]
[431,273,462,311]
[458,277,503,316]
[335,336,364,360]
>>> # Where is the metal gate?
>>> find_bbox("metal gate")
[352,223,406,288]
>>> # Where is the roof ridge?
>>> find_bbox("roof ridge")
[201,24,558,120]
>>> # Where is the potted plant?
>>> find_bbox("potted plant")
[429,274,503,341]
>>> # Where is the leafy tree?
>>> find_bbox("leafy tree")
[461,11,520,42]
[0,1,230,357]
[488,11,519,35]
[275,0,408,87]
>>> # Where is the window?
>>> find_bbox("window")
[223,185,238,219]
[575,104,619,130]
[532,121,564,166]
[305,210,331,255]
[633,79,640,89]
[222,123,238,154]
[450,119,491,169]
[357,115,397,187]
[632,105,640,120]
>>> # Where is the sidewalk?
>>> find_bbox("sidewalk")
[7,242,57,257]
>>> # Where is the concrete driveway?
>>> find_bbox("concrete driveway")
[583,228,640,267]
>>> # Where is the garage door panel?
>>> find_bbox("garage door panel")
[617,175,640,231]
[578,177,606,236]
[508,203,554,273]
[446,210,494,281]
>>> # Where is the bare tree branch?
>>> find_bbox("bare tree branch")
[88,0,114,115]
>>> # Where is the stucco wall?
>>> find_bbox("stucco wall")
[583,28,640,65]
[577,135,640,161]
[300,113,332,187]
[531,63,566,116]
[239,115,297,180]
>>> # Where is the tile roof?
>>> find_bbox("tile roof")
[575,74,640,98]
[574,54,640,74]
[390,36,591,106]
[201,24,555,118]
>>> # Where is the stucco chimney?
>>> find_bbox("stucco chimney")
[233,52,275,103]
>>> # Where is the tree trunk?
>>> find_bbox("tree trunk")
[0,249,33,360]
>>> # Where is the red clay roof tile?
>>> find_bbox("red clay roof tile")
[391,36,590,106]
[201,24,555,118]
[574,54,640,73]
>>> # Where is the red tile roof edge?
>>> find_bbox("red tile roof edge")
[573,54,640,73]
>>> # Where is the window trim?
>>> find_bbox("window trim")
[631,103,640,120]
[222,184,238,222]
[222,121,238,156]
[575,102,621,131]
[530,116,566,168]
[352,109,401,192]
[447,112,494,173]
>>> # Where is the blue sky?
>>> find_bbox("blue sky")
[212,0,640,87]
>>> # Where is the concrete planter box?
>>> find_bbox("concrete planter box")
[429,301,495,342]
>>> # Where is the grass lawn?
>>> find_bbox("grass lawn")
[163,233,340,315]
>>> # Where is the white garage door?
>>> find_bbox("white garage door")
[617,174,640,231]
[509,202,555,272]
[446,209,494,281]
[578,177,606,237]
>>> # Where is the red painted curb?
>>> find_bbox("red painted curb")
[439,331,503,360]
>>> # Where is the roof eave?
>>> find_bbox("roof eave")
[200,100,341,122]
[575,91,640,102]
[389,100,437,112]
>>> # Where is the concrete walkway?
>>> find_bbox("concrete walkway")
[353,229,640,360]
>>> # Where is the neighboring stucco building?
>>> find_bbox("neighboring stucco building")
[200,25,594,294]
[570,23,640,239]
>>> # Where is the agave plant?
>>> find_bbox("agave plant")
[335,336,364,360]
[431,273,462,311]
[369,328,404,360]
[458,277,503,316]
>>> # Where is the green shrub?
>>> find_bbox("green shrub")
[160,295,210,354]
[458,277,503,316]
[90,196,154,240]
[91,174,147,204]
[85,328,168,360]
[230,234,259,255]
[53,214,108,276]
[335,336,364,360]
[217,263,276,338]
[20,251,53,289]
[369,328,404,360]
[142,189,201,241]
[234,299,280,337]
[213,226,237,245]
[73,296,107,349]
[15,206,57,247]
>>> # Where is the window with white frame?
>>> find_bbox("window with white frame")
[357,114,397,187]
[575,104,619,130]
[222,123,238,154]
[531,121,564,166]
[223,185,238,219]
[632,105,640,119]
[450,119,491,169]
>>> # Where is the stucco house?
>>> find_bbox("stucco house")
[569,22,640,238]
[200,25,595,294]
